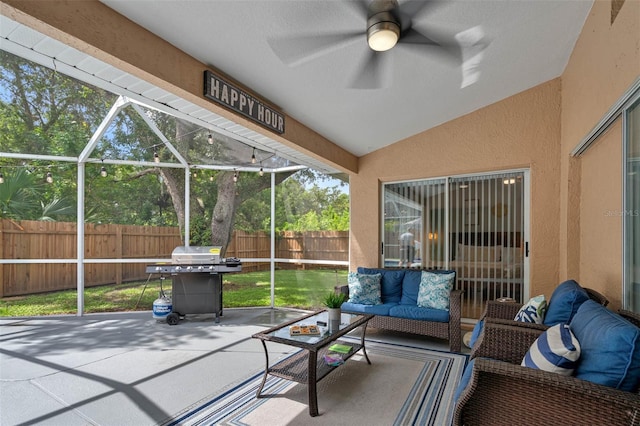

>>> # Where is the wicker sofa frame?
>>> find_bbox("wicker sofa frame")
[336,268,463,352]
[454,309,640,426]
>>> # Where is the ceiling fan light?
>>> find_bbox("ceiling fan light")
[367,21,400,52]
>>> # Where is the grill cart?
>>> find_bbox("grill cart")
[146,246,242,325]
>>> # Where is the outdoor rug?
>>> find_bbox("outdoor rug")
[166,338,467,426]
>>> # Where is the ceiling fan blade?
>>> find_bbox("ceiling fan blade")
[268,30,364,67]
[343,0,370,19]
[348,50,392,90]
[398,27,462,65]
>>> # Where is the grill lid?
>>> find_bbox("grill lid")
[171,246,222,264]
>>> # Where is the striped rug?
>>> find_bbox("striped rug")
[167,339,467,426]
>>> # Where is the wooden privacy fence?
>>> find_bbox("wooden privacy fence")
[0,220,349,297]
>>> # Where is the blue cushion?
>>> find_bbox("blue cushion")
[454,358,476,402]
[341,301,396,316]
[543,280,589,326]
[569,300,640,392]
[469,320,484,348]
[521,323,580,375]
[388,304,449,322]
[417,270,455,310]
[399,270,422,305]
[358,267,404,303]
[347,272,382,305]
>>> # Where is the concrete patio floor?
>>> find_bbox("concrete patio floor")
[0,308,465,426]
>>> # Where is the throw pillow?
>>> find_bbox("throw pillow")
[514,295,547,323]
[417,271,455,310]
[521,323,581,376]
[543,279,589,326]
[569,300,640,392]
[347,272,382,305]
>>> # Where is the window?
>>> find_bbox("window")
[625,97,640,310]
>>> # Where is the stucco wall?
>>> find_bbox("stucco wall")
[560,0,639,308]
[351,79,563,299]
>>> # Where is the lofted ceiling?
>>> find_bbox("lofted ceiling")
[100,0,593,157]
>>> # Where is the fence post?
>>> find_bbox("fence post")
[115,226,123,285]
[0,220,4,298]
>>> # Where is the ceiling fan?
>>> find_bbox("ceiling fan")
[268,0,468,89]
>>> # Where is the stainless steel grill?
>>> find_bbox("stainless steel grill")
[146,246,242,325]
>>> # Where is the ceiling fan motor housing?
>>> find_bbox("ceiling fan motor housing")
[367,11,401,51]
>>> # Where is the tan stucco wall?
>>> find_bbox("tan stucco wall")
[559,0,639,309]
[351,79,563,299]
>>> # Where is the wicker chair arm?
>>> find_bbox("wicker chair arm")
[335,284,349,297]
[454,358,640,426]
[482,300,522,320]
[470,321,543,364]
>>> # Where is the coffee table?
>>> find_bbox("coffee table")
[252,310,374,416]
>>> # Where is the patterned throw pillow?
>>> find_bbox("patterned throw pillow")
[514,295,547,323]
[347,272,382,305]
[417,271,455,310]
[522,323,581,375]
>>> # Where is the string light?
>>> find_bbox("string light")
[192,169,197,178]
[0,169,4,184]
[259,166,264,177]
[46,171,53,184]
[251,148,256,164]
[209,175,214,182]
[154,151,160,163]
[233,170,238,183]
[100,160,107,177]
[208,134,214,145]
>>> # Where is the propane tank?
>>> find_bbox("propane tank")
[152,292,172,322]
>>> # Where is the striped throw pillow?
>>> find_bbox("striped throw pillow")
[522,323,581,376]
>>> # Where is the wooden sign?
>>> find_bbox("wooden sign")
[204,70,285,134]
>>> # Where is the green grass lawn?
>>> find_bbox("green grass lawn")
[0,269,348,317]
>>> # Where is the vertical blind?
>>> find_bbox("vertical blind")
[383,171,526,319]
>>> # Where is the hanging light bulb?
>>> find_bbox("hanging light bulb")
[233,170,238,183]
[100,165,107,177]
[209,175,214,182]
[46,171,53,183]
[192,169,197,178]
[251,148,256,164]
[259,166,264,177]
[154,151,160,163]
[208,134,214,144]
[0,170,4,184]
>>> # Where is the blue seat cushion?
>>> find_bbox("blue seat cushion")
[358,267,405,303]
[569,300,640,392]
[543,280,589,326]
[454,358,476,402]
[469,320,484,348]
[399,270,422,305]
[341,301,397,316]
[388,304,449,322]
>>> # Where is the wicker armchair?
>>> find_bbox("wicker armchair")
[455,320,640,426]
[476,286,608,333]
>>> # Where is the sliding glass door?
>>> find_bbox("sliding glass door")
[382,170,529,319]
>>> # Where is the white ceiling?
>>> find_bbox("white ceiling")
[100,0,593,157]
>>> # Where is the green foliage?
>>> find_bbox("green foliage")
[189,213,212,245]
[322,291,347,308]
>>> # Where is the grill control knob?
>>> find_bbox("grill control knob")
[208,266,214,271]
[155,266,162,272]
[175,266,182,271]
[197,266,204,271]
[186,266,192,271]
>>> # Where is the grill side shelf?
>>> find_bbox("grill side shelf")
[267,340,363,384]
